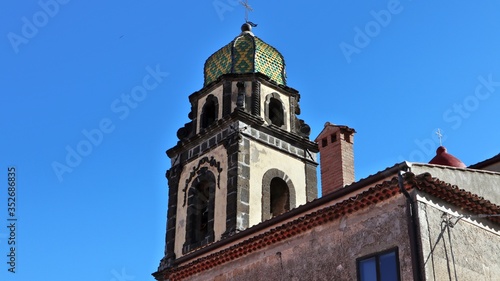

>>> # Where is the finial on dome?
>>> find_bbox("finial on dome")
[429,146,466,168]
[241,22,252,32]
[239,0,258,30]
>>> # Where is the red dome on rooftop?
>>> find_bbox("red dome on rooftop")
[429,146,466,168]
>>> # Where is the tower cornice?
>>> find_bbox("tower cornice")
[166,109,318,158]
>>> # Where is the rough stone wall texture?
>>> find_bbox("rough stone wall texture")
[417,194,500,281]
[305,162,318,201]
[182,195,414,281]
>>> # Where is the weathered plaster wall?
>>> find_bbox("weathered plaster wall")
[174,145,228,258]
[480,162,500,172]
[183,195,414,281]
[417,193,500,281]
[411,164,500,206]
[248,140,308,227]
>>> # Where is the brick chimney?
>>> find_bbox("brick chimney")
[315,122,356,195]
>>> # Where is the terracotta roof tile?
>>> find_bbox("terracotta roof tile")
[159,172,500,280]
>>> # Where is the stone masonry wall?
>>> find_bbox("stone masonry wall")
[182,195,414,281]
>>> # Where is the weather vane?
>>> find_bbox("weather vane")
[436,129,443,146]
[240,0,257,27]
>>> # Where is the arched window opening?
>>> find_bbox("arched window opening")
[188,181,210,243]
[184,169,215,252]
[262,169,296,222]
[201,95,218,129]
[270,178,290,217]
[269,98,284,127]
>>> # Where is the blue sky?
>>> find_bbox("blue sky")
[1,1,500,280]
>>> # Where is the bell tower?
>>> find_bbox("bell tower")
[156,23,319,273]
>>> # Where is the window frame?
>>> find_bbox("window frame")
[264,92,287,129]
[268,97,284,127]
[356,247,401,281]
[261,169,296,221]
[183,168,216,253]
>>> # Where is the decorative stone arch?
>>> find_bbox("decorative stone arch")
[200,94,219,130]
[261,169,296,221]
[264,92,287,129]
[183,168,216,253]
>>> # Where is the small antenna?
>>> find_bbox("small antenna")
[435,129,443,146]
[239,0,253,23]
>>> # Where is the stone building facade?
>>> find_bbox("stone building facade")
[153,23,500,281]
[160,23,318,266]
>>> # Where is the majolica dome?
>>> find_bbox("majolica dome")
[204,23,286,86]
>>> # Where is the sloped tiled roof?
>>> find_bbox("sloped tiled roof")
[469,153,500,169]
[156,172,500,281]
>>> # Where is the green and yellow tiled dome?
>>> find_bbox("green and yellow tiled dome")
[204,23,286,86]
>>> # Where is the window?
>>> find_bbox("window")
[261,169,296,221]
[187,181,210,243]
[184,169,215,252]
[270,178,290,217]
[268,98,284,127]
[200,95,218,129]
[357,248,400,281]
[264,93,286,128]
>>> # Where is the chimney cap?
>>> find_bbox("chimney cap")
[314,122,356,142]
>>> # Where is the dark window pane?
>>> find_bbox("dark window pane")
[379,252,398,281]
[270,178,290,217]
[359,257,377,281]
[269,98,284,127]
[202,100,216,129]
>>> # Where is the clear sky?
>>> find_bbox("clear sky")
[2,1,500,280]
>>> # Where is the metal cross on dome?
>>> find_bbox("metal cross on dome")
[240,0,253,23]
[436,129,443,146]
